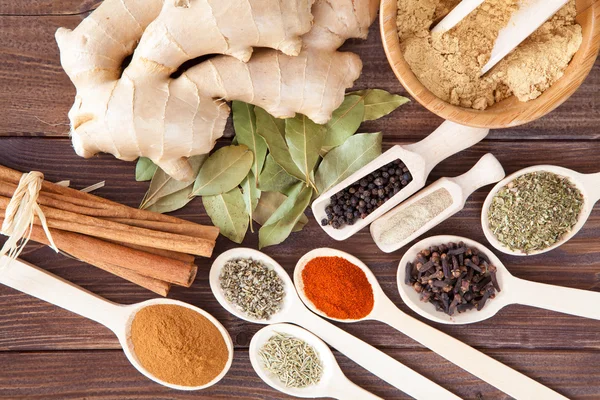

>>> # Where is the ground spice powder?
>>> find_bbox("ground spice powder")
[130,304,229,387]
[397,0,582,110]
[302,256,374,320]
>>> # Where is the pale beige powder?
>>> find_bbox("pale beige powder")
[397,0,583,110]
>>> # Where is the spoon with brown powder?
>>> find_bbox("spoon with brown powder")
[433,0,569,74]
[0,256,233,390]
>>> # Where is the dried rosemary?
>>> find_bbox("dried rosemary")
[259,333,323,388]
[488,171,584,253]
[219,258,285,320]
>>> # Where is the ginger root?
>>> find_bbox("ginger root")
[56,0,379,181]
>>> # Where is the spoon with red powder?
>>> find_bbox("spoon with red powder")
[293,248,567,400]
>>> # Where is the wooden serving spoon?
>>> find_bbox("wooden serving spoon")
[294,248,568,400]
[312,121,489,241]
[249,323,382,399]
[397,235,600,324]
[0,256,233,390]
[481,164,600,256]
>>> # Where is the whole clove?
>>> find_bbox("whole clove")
[406,241,500,316]
[322,159,413,229]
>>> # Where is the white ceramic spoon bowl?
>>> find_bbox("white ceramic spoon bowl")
[210,248,460,399]
[294,248,566,400]
[312,121,489,241]
[481,165,600,256]
[397,235,600,325]
[250,323,381,399]
[0,257,233,390]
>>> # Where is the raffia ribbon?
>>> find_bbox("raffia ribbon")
[0,171,58,265]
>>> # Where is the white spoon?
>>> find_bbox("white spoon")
[294,248,567,400]
[0,256,233,390]
[397,235,600,325]
[313,121,489,241]
[210,248,460,399]
[250,323,382,399]
[432,0,569,75]
[371,153,505,253]
[481,165,600,256]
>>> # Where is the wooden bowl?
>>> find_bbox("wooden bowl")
[380,0,600,128]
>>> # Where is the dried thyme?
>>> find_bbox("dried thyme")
[219,258,285,320]
[488,171,584,253]
[259,333,323,388]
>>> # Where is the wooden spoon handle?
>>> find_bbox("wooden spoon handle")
[0,257,126,330]
[450,153,505,197]
[373,297,568,399]
[510,276,600,321]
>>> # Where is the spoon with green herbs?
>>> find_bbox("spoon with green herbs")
[482,165,599,256]
[250,323,382,399]
[397,235,600,325]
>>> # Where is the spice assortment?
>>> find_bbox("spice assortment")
[219,258,285,320]
[259,332,324,389]
[130,304,230,387]
[321,160,413,229]
[405,242,500,315]
[301,256,374,320]
[0,165,218,296]
[487,171,584,253]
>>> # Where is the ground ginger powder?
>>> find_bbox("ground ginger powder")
[130,304,229,387]
[397,0,583,110]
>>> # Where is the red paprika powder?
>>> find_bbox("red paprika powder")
[301,256,374,320]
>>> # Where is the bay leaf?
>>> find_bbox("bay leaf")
[232,101,267,182]
[255,106,305,181]
[253,191,308,231]
[316,132,383,195]
[258,183,313,249]
[350,89,410,121]
[241,171,261,233]
[135,157,158,182]
[140,154,207,210]
[203,188,249,244]
[146,187,195,214]
[191,145,253,197]
[321,95,365,154]
[258,155,299,195]
[285,114,324,190]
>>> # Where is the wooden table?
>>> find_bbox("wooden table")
[1,1,599,399]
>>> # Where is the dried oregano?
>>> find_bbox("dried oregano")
[488,171,584,253]
[219,258,285,319]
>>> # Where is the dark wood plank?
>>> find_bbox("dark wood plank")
[0,14,598,139]
[0,349,598,399]
[0,0,99,16]
[0,137,598,354]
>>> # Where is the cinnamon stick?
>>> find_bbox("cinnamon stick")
[0,197,215,257]
[0,217,197,287]
[0,180,219,241]
[114,242,196,264]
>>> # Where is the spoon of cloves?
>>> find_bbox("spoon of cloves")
[294,248,567,400]
[397,235,600,325]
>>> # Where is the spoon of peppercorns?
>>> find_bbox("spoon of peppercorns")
[312,121,489,241]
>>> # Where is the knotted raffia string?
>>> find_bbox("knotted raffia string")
[0,171,58,266]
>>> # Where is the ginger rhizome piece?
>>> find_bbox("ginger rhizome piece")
[56,0,379,180]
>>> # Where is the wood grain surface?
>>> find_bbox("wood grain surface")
[0,0,599,399]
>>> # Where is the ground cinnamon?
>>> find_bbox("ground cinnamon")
[301,256,374,320]
[130,304,230,387]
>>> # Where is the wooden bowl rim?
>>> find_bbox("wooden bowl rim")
[380,0,600,129]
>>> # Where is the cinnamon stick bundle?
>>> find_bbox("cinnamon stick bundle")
[0,164,219,296]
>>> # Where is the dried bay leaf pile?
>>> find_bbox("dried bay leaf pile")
[136,89,409,249]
